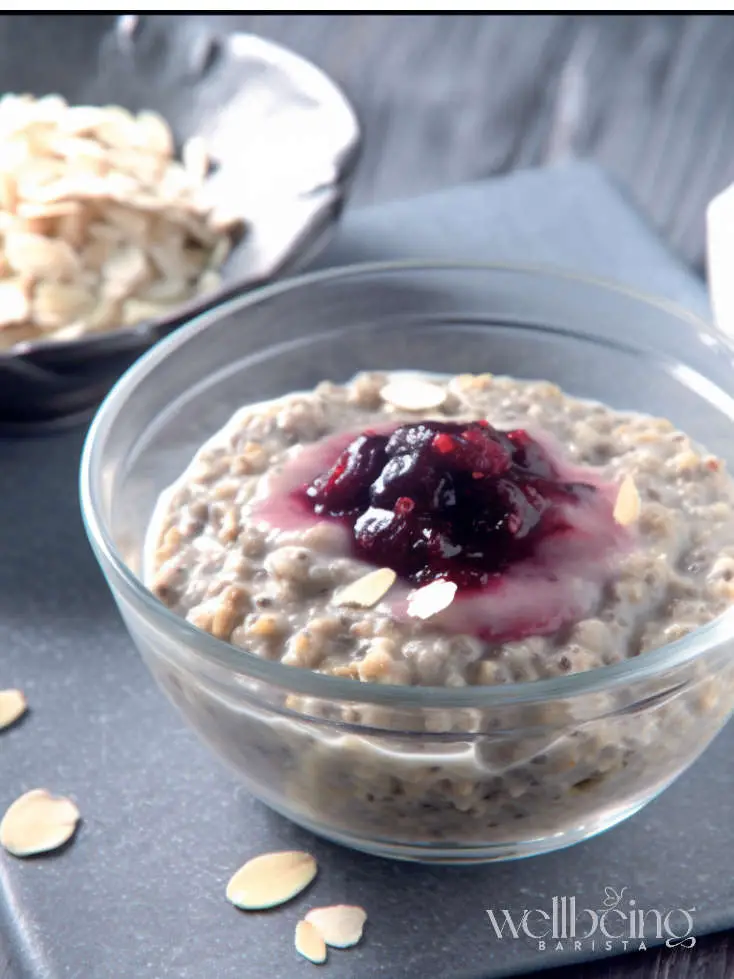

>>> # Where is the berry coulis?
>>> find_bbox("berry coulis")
[301,420,599,588]
[254,419,630,642]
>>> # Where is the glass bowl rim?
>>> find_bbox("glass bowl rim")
[79,258,734,709]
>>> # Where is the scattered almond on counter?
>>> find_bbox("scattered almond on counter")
[304,904,367,949]
[226,850,318,910]
[0,688,27,730]
[0,788,80,857]
[295,919,328,965]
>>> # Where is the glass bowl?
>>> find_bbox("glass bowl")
[80,262,734,864]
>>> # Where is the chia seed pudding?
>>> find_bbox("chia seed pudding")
[144,371,734,848]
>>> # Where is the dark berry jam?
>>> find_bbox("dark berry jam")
[298,420,599,588]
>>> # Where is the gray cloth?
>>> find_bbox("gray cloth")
[0,162,726,979]
[316,161,710,320]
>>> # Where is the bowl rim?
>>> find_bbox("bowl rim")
[80,258,734,708]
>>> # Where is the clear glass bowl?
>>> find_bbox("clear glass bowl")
[80,262,734,863]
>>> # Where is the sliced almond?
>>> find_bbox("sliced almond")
[120,297,168,327]
[33,280,94,329]
[135,110,174,158]
[182,136,209,184]
[0,94,239,350]
[0,279,30,326]
[0,689,27,730]
[5,231,79,280]
[197,269,222,295]
[0,789,80,857]
[613,474,641,526]
[407,579,457,619]
[380,377,446,411]
[102,245,150,300]
[333,567,397,608]
[0,171,17,212]
[295,919,327,964]
[305,904,367,948]
[226,850,317,910]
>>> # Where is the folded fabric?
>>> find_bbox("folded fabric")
[316,160,710,320]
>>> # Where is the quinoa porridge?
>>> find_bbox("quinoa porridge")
[143,371,734,849]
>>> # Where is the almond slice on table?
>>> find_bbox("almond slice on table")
[226,850,317,910]
[305,904,367,948]
[0,688,27,730]
[0,789,80,856]
[613,474,641,527]
[295,919,328,964]
[333,567,397,609]
[380,377,446,412]
[407,579,458,620]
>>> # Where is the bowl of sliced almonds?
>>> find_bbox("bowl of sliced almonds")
[0,16,360,428]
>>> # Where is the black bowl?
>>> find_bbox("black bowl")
[0,14,360,430]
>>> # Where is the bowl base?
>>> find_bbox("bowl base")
[260,794,652,865]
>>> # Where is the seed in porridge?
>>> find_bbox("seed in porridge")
[304,904,367,948]
[0,689,27,730]
[283,630,324,668]
[332,567,397,609]
[226,850,317,910]
[232,441,269,475]
[211,585,250,640]
[613,475,641,527]
[245,612,288,638]
[357,647,395,683]
[295,919,328,964]
[407,579,457,620]
[380,377,446,411]
[330,663,360,679]
[0,789,80,857]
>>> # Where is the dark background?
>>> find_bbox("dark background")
[1,12,732,979]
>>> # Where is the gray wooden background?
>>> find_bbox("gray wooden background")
[208,12,734,278]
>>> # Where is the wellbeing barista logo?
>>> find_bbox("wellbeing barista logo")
[486,886,696,952]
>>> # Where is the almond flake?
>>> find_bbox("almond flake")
[380,378,446,411]
[0,789,80,857]
[0,94,238,352]
[0,279,30,326]
[5,231,79,280]
[305,904,367,948]
[0,689,27,730]
[135,110,174,158]
[182,136,209,184]
[226,850,317,910]
[407,579,457,619]
[295,920,327,964]
[613,474,641,527]
[333,568,397,608]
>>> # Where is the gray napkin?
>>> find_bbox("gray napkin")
[316,160,710,320]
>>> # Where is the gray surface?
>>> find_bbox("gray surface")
[0,162,725,979]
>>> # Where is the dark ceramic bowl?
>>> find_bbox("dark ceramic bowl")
[0,14,360,430]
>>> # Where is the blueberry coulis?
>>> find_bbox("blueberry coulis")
[297,420,601,589]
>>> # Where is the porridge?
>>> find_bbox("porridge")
[144,371,734,848]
